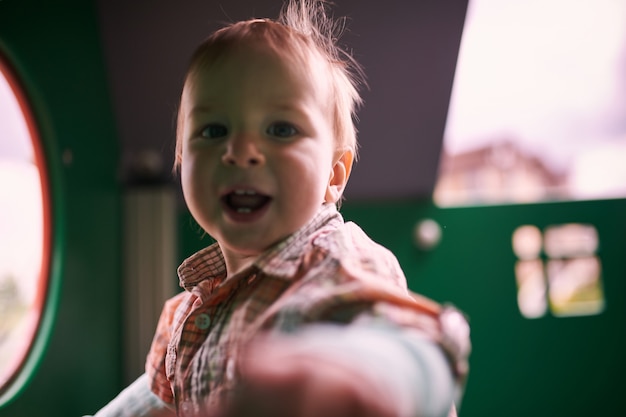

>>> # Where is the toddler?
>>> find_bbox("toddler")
[89,0,470,416]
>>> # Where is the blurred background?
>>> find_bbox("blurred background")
[0,0,625,416]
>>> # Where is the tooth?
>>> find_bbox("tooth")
[233,189,257,195]
[237,208,252,214]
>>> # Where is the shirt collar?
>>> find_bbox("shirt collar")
[177,203,343,291]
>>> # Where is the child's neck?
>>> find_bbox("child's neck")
[221,248,259,279]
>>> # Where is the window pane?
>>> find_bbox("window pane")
[435,0,626,206]
[0,58,49,394]
[547,257,604,317]
[515,259,547,319]
[512,224,605,319]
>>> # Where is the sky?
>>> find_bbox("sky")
[444,0,626,177]
[0,70,32,161]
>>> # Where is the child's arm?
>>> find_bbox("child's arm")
[83,373,175,417]
[223,320,466,417]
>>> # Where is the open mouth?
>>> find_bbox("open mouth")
[221,189,272,216]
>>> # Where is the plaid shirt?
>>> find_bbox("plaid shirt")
[145,203,469,416]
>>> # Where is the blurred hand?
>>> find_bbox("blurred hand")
[218,334,398,417]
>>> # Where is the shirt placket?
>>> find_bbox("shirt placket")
[174,287,222,414]
[176,275,251,415]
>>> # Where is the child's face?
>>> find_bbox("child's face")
[180,42,351,272]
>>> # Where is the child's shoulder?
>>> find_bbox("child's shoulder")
[312,218,389,253]
[311,219,407,290]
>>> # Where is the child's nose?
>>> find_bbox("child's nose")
[221,133,265,167]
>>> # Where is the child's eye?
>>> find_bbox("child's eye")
[267,122,298,139]
[200,124,228,139]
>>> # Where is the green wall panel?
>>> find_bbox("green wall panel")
[341,198,626,417]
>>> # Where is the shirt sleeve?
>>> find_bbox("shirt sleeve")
[145,291,189,405]
[266,318,467,417]
[84,374,175,417]
[263,263,471,416]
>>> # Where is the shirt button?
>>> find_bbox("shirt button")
[179,401,195,416]
[226,358,236,381]
[194,313,211,330]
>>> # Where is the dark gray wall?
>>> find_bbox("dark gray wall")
[95,0,467,200]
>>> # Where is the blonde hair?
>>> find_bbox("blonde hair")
[173,0,365,170]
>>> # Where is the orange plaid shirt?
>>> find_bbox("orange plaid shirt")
[145,203,469,416]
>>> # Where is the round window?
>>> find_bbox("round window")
[0,55,52,403]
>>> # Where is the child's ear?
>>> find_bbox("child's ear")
[325,148,354,203]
